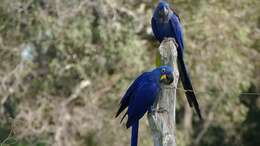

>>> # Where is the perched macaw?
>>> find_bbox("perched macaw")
[115,66,174,146]
[151,1,202,119]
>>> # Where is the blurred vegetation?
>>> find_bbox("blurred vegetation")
[0,0,259,146]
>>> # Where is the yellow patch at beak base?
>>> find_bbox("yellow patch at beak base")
[160,74,166,80]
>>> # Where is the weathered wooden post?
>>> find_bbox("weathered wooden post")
[148,38,179,146]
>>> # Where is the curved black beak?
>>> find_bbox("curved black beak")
[159,7,169,18]
[160,73,174,85]
[163,7,168,15]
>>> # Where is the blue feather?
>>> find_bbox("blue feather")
[131,121,139,146]
[115,66,174,146]
[115,72,150,119]
[126,82,159,128]
[151,1,202,120]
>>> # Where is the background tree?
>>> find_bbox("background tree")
[0,0,259,146]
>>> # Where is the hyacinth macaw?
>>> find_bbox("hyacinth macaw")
[115,66,174,146]
[151,1,202,119]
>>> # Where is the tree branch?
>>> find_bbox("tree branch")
[148,38,179,146]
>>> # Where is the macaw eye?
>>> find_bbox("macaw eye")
[161,68,166,73]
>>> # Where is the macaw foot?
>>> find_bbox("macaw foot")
[148,107,156,115]
[156,107,168,113]
[148,107,168,114]
[163,37,178,48]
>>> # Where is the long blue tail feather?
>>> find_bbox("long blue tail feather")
[178,56,202,119]
[131,121,139,146]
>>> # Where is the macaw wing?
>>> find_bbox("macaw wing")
[115,72,150,118]
[126,82,159,128]
[151,17,161,42]
[172,10,181,22]
[169,14,184,53]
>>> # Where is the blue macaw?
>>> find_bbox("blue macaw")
[115,66,174,146]
[151,1,202,119]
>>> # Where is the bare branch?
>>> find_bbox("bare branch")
[148,38,179,146]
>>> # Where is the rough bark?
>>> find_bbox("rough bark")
[148,38,179,146]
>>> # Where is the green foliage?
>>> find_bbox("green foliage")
[0,0,259,146]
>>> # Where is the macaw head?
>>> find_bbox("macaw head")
[152,65,174,85]
[154,1,171,21]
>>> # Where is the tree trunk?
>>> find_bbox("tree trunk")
[147,38,179,146]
